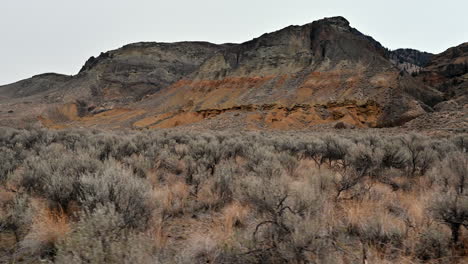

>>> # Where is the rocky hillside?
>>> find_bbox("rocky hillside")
[419,42,468,105]
[390,49,433,74]
[0,42,223,127]
[0,16,464,131]
[402,43,468,132]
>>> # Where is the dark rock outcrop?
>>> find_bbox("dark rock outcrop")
[391,49,433,67]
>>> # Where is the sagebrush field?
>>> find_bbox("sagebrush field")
[0,127,467,263]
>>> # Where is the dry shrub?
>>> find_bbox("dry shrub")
[20,145,101,209]
[345,201,407,248]
[122,154,153,178]
[333,169,366,200]
[1,128,467,263]
[238,173,335,263]
[0,193,33,243]
[197,178,222,210]
[414,225,453,262]
[0,147,18,183]
[347,143,384,176]
[430,192,468,244]
[277,152,299,176]
[429,153,468,245]
[79,161,154,229]
[54,204,156,264]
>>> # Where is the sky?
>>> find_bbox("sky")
[1,0,467,85]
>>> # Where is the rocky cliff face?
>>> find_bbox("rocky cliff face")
[0,17,462,131]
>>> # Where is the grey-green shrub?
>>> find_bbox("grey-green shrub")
[55,204,157,264]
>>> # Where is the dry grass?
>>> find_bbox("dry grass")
[221,201,250,238]
[153,177,191,216]
[150,217,169,250]
[21,200,70,254]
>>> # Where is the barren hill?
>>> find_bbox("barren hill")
[0,16,464,131]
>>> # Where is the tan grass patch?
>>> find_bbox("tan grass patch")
[24,205,70,247]
[152,178,190,215]
[221,201,250,238]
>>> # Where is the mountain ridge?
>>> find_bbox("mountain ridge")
[0,16,465,132]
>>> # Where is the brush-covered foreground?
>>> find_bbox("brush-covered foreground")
[0,128,467,263]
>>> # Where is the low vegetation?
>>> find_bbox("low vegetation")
[0,127,467,263]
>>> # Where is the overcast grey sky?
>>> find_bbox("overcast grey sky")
[1,0,467,85]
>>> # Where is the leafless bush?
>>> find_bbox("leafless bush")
[300,138,324,167]
[333,169,367,200]
[399,134,438,176]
